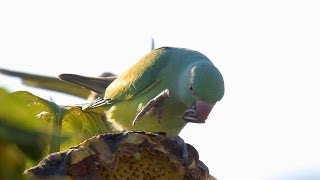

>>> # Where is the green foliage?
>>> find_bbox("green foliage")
[59,106,110,150]
[0,87,108,179]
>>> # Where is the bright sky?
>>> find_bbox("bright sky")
[1,1,320,179]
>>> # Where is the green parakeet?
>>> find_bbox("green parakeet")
[59,47,224,136]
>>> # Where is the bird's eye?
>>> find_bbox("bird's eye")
[189,85,193,91]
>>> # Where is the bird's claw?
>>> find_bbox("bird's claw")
[171,136,210,175]
[170,136,189,163]
[198,160,210,177]
[132,89,170,126]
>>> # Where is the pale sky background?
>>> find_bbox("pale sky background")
[1,1,320,179]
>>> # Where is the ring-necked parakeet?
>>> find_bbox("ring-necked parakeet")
[59,47,224,136]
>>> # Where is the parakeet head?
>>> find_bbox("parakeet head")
[179,59,224,123]
[189,63,224,102]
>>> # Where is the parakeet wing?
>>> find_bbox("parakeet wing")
[58,74,117,95]
[0,68,91,98]
[103,48,170,101]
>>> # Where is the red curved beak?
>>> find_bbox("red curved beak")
[195,101,215,122]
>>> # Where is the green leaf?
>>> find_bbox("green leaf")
[0,143,26,180]
[0,89,110,178]
[0,91,67,160]
[59,106,110,150]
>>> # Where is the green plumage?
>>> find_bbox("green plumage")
[60,47,225,136]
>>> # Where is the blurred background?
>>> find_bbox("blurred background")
[1,1,320,179]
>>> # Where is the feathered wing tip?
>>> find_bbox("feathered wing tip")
[0,68,92,99]
[82,96,111,110]
[59,74,116,95]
